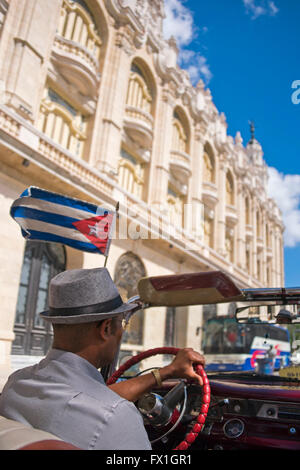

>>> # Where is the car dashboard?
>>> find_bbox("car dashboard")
[150,374,300,451]
[191,392,300,450]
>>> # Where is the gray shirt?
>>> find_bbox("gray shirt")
[0,349,151,450]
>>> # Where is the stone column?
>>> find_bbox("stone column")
[0,0,62,121]
[149,84,174,210]
[189,125,205,241]
[90,25,133,178]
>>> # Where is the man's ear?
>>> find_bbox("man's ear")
[97,319,112,339]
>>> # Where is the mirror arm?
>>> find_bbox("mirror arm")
[128,295,140,303]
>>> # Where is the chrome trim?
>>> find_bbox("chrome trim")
[241,287,300,303]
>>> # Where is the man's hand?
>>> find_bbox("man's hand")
[108,348,206,401]
[160,348,206,386]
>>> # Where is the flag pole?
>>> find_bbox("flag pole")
[104,201,119,268]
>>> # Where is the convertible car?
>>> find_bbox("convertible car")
[108,272,300,451]
[1,271,300,451]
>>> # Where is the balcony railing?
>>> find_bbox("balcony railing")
[226,204,238,225]
[202,182,218,206]
[169,149,191,183]
[53,0,102,95]
[53,34,100,77]
[123,106,154,149]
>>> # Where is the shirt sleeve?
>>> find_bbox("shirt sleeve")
[92,399,152,450]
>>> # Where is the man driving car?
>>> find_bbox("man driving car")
[0,267,205,450]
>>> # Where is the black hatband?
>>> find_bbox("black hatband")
[47,295,123,317]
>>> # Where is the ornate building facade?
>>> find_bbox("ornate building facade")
[0,0,284,387]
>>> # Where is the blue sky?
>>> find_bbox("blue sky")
[163,0,300,287]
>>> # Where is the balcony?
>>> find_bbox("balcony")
[226,205,238,226]
[169,150,191,183]
[123,106,154,149]
[51,34,101,96]
[202,182,218,206]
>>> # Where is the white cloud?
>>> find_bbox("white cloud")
[267,167,300,247]
[179,50,213,84]
[163,0,195,47]
[269,1,279,15]
[243,0,279,19]
[163,0,212,85]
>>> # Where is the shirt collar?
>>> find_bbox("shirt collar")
[44,348,106,385]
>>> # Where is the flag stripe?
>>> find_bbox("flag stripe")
[15,217,92,243]
[25,230,103,253]
[15,217,109,252]
[25,187,100,214]
[11,206,79,229]
[11,197,106,220]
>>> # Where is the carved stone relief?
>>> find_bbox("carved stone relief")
[114,251,146,345]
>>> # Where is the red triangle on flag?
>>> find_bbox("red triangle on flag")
[72,213,114,255]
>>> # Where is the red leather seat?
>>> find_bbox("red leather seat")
[19,440,80,450]
[0,415,80,450]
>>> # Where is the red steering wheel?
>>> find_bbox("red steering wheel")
[107,347,211,450]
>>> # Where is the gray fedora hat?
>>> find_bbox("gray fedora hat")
[40,267,139,324]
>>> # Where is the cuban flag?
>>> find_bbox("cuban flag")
[10,187,116,256]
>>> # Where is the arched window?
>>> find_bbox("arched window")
[226,171,234,206]
[41,0,104,159]
[118,148,145,199]
[12,242,66,357]
[126,63,153,116]
[172,111,188,154]
[114,252,146,346]
[167,185,184,228]
[256,209,262,238]
[38,87,88,159]
[203,144,215,183]
[245,196,250,225]
[58,0,102,62]
[122,61,153,196]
